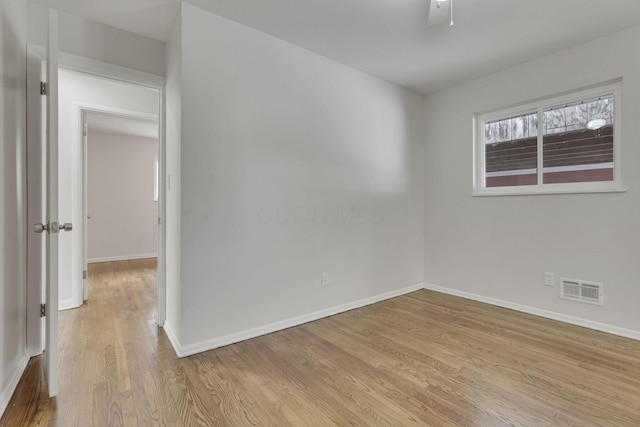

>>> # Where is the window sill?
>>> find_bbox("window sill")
[473,183,626,197]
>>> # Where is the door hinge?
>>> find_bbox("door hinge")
[40,303,46,317]
[83,270,87,279]
[40,81,47,95]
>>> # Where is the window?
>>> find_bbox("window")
[474,82,623,195]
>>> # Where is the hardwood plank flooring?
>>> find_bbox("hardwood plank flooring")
[2,259,640,426]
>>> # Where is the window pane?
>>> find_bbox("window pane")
[543,95,614,184]
[485,113,537,187]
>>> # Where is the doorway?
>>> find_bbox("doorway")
[25,56,167,363]
[57,69,163,317]
[82,111,160,302]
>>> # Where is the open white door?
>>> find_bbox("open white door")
[28,10,65,398]
[45,8,63,398]
[37,9,69,398]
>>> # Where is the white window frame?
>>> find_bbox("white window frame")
[473,81,624,196]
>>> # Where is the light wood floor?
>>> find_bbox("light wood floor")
[2,259,640,426]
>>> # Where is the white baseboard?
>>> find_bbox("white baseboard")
[177,283,425,358]
[423,283,640,341]
[160,280,640,358]
[88,254,157,264]
[0,354,30,418]
[161,320,181,358]
[59,298,76,311]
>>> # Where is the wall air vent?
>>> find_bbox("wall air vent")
[560,278,604,306]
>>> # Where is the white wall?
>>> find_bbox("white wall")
[87,130,158,262]
[58,70,159,309]
[0,0,29,416]
[164,9,182,346]
[28,3,164,76]
[174,3,425,352]
[424,26,640,335]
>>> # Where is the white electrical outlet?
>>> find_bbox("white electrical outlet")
[321,272,329,286]
[544,272,555,287]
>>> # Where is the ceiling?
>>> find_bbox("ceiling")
[86,113,159,139]
[34,0,640,94]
